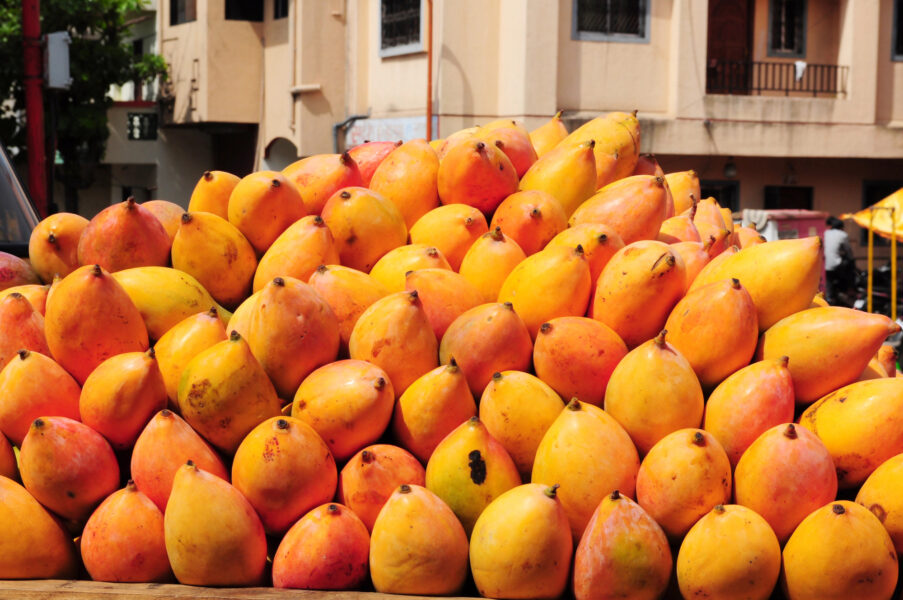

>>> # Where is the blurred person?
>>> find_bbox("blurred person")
[824,216,854,305]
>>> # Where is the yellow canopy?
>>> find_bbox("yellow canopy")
[843,187,903,240]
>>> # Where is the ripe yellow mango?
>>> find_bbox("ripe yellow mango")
[470,483,573,599]
[370,139,441,228]
[405,268,483,340]
[478,122,538,178]
[438,140,518,215]
[0,291,48,372]
[689,236,823,330]
[369,244,451,293]
[459,227,526,303]
[604,331,704,455]
[518,140,598,218]
[188,170,239,219]
[409,204,488,271]
[143,200,183,244]
[154,308,227,406]
[308,264,388,352]
[800,377,903,488]
[529,111,568,158]
[532,399,640,541]
[658,213,701,244]
[252,215,339,293]
[857,453,903,553]
[28,212,88,282]
[558,111,640,185]
[490,190,567,256]
[227,171,306,254]
[282,152,363,216]
[570,175,669,245]
[545,223,624,290]
[425,417,521,535]
[665,170,700,215]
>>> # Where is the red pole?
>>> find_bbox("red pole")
[23,0,47,217]
[426,0,433,141]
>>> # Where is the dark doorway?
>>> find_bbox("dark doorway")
[701,180,740,212]
[706,0,753,94]
[764,185,814,210]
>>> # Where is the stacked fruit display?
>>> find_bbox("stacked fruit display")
[1,110,902,600]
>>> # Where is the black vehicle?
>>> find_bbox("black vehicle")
[0,143,41,258]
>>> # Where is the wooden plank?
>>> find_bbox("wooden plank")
[0,581,477,600]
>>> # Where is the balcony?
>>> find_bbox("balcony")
[706,60,849,98]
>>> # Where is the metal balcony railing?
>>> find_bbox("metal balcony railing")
[706,60,849,97]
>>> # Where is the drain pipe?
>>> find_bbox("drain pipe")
[333,114,370,153]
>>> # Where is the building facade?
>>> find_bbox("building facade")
[102,0,903,257]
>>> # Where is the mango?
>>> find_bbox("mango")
[246,276,340,398]
[459,227,526,302]
[320,187,408,273]
[79,349,167,450]
[782,501,897,600]
[0,283,49,315]
[732,225,767,248]
[439,302,533,395]
[498,244,592,339]
[409,203,488,271]
[252,215,339,292]
[0,435,15,480]
[437,140,518,215]
[478,122,538,178]
[338,444,426,531]
[759,307,898,404]
[111,266,230,340]
[436,126,483,159]
[77,198,171,272]
[165,462,267,586]
[489,190,567,256]
[694,197,732,256]
[0,350,81,446]
[671,240,711,289]
[545,223,624,288]
[0,252,40,291]
[348,140,402,186]
[369,244,451,293]
[636,429,731,539]
[370,139,441,228]
[591,241,686,348]
[734,423,837,544]
[470,483,572,599]
[28,212,89,282]
[228,171,306,254]
[573,490,672,600]
[0,475,77,579]
[633,153,664,177]
[664,278,758,389]
[570,175,670,245]
[370,484,469,595]
[665,171,700,215]
[20,416,119,522]
[479,371,565,477]
[142,199,183,243]
[677,504,781,600]
[171,211,257,308]
[225,290,257,339]
[308,264,388,352]
[272,503,370,589]
[689,236,824,330]
[532,399,640,541]
[0,291,48,371]
[392,362,476,463]
[404,268,483,340]
[80,481,172,583]
[349,290,437,396]
[154,308,227,405]
[188,170,239,219]
[856,453,903,553]
[178,331,281,454]
[529,111,568,158]
[658,213,701,244]
[800,378,903,488]
[604,331,704,455]
[518,140,597,218]
[131,409,228,511]
[703,358,795,466]
[533,316,627,406]
[558,110,640,184]
[876,343,898,376]
[45,264,148,384]
[292,359,394,461]
[232,416,336,534]
[425,417,521,535]
[282,151,364,216]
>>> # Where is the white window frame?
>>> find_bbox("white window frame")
[379,0,426,58]
[572,0,652,44]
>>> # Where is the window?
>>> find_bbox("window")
[170,0,197,25]
[701,180,740,213]
[226,0,263,22]
[573,0,650,43]
[274,0,288,19]
[380,0,423,57]
[768,0,805,57]
[894,0,903,60]
[764,186,813,210]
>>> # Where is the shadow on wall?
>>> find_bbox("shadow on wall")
[440,42,473,126]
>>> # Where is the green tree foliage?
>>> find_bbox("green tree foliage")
[0,0,167,210]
